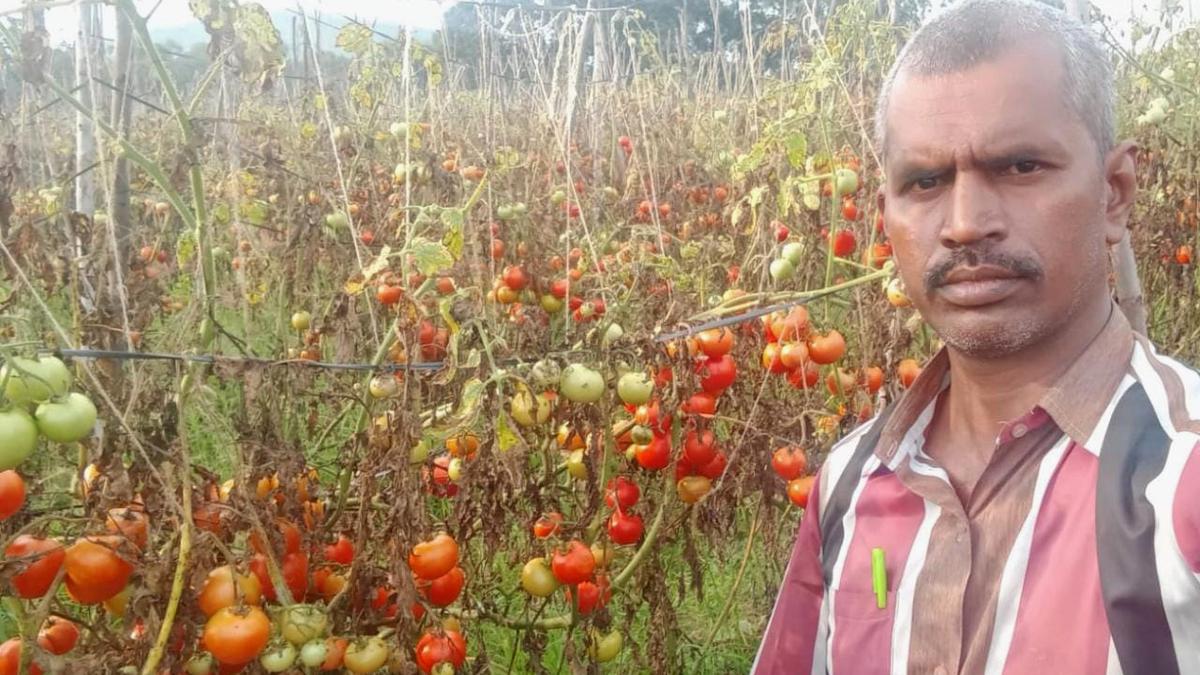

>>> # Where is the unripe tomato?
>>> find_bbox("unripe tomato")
[560,364,605,403]
[279,604,329,645]
[616,372,653,406]
[588,629,623,663]
[677,476,713,504]
[521,557,559,597]
[291,311,312,331]
[35,392,98,443]
[343,636,390,674]
[0,408,38,470]
[299,639,329,668]
[2,355,71,403]
[260,641,298,672]
[834,168,859,197]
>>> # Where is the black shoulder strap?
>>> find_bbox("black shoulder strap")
[818,402,899,588]
[1096,382,1180,675]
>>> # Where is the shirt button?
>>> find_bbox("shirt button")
[1011,422,1029,439]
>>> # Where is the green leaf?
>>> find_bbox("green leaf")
[442,378,485,431]
[440,208,464,259]
[240,199,270,225]
[409,237,454,276]
[785,133,808,169]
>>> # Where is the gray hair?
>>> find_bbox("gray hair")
[874,0,1115,160]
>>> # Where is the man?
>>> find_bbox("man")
[753,0,1200,673]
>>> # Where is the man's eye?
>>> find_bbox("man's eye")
[914,176,940,190]
[1009,160,1040,174]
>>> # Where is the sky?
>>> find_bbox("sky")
[0,0,1194,48]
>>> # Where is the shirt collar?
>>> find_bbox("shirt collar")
[875,299,1135,463]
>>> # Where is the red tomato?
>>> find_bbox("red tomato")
[787,476,816,508]
[861,366,885,394]
[607,510,644,546]
[697,451,728,480]
[249,551,308,603]
[841,200,859,221]
[807,330,846,364]
[898,358,923,388]
[323,534,354,565]
[414,630,467,674]
[63,537,134,604]
[695,329,734,358]
[773,221,790,242]
[376,285,403,305]
[682,429,717,468]
[0,471,25,521]
[0,638,42,675]
[771,447,808,481]
[550,540,595,585]
[697,354,737,394]
[6,535,65,599]
[37,617,79,655]
[681,392,718,417]
[634,434,672,471]
[830,229,857,257]
[532,512,563,539]
[604,477,640,510]
[502,265,529,290]
[566,576,612,614]
[419,566,465,607]
[409,534,459,581]
[787,360,821,389]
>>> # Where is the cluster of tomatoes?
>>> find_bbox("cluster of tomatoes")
[520,536,621,662]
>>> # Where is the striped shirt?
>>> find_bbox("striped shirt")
[753,299,1200,675]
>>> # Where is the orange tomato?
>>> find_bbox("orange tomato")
[198,565,263,617]
[0,471,25,521]
[202,605,270,666]
[787,476,816,508]
[63,536,134,604]
[409,534,459,581]
[898,358,922,388]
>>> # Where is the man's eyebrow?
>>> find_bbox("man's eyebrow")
[890,140,1071,180]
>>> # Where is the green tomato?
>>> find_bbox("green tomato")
[540,294,564,314]
[184,653,215,675]
[601,323,624,346]
[510,387,551,427]
[2,355,71,403]
[834,168,859,197]
[389,122,409,138]
[34,392,96,444]
[343,636,390,674]
[550,189,568,206]
[497,204,516,221]
[560,364,605,403]
[325,212,349,229]
[616,372,653,406]
[782,242,805,267]
[260,641,298,672]
[291,311,312,331]
[521,557,559,597]
[630,425,653,445]
[299,639,330,667]
[769,258,796,282]
[0,407,37,471]
[589,629,623,662]
[513,202,528,216]
[280,604,329,645]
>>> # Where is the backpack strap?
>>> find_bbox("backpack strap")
[819,402,899,588]
[1096,382,1180,675]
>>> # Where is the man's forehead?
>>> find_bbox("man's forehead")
[883,41,1074,160]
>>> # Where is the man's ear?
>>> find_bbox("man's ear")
[1103,140,1138,246]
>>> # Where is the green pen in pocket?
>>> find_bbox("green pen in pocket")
[871,547,888,609]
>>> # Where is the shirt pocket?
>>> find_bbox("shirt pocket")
[829,587,896,674]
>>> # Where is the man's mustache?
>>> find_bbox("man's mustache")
[924,248,1043,292]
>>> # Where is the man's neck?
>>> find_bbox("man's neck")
[939,292,1115,447]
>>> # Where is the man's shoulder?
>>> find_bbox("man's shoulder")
[1129,337,1200,437]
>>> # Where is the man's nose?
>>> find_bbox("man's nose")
[940,171,1007,248]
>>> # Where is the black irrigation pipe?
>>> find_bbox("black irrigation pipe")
[47,286,843,372]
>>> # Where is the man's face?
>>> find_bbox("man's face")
[880,40,1124,358]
